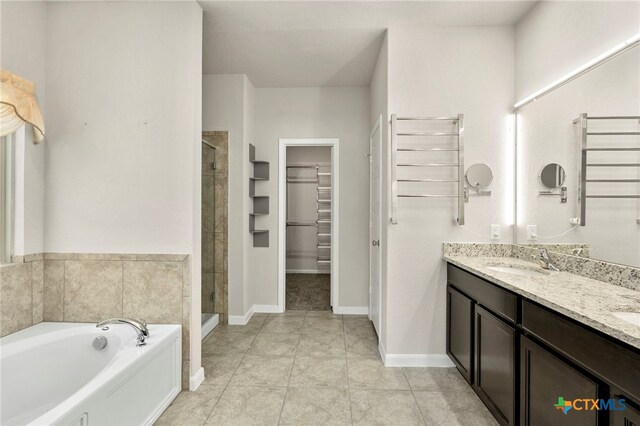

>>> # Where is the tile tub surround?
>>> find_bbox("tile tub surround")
[1,253,192,389]
[0,254,44,337]
[444,255,640,351]
[443,242,639,290]
[156,310,498,426]
[202,131,228,324]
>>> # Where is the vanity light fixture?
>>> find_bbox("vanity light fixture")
[514,33,640,110]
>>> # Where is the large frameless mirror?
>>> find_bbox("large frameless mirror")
[515,43,640,267]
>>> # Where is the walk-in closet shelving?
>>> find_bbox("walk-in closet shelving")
[249,144,269,247]
[286,163,332,268]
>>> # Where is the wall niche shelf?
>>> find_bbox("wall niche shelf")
[249,144,269,247]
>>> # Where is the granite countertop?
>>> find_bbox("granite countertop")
[444,255,640,351]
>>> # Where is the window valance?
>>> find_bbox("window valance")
[0,69,45,143]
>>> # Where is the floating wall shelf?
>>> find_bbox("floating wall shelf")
[249,144,269,247]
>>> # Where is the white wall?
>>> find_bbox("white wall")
[253,87,371,310]
[515,1,640,101]
[43,0,203,380]
[0,0,47,255]
[202,74,253,317]
[44,1,202,255]
[385,26,515,356]
[285,146,331,273]
[243,76,256,313]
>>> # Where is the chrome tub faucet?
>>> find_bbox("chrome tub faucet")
[96,318,149,346]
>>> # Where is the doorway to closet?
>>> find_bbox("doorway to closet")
[278,139,339,312]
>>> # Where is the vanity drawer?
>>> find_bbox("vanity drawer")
[522,299,640,402]
[447,264,517,323]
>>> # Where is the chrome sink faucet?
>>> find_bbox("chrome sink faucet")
[532,248,559,272]
[96,318,149,346]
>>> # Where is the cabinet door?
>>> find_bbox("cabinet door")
[612,396,640,426]
[520,335,600,426]
[447,285,474,384]
[475,305,516,426]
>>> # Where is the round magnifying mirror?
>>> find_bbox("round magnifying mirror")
[465,163,493,189]
[540,163,566,189]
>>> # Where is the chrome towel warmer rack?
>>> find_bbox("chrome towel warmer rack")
[390,114,465,225]
[576,113,640,226]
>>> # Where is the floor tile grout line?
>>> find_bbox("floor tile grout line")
[402,367,429,425]
[342,317,355,426]
[277,312,303,425]
[201,334,256,425]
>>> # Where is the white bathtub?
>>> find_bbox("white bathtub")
[0,322,181,425]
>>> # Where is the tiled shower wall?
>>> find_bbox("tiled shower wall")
[202,131,228,324]
[0,253,192,389]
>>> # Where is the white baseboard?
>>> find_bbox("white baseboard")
[285,269,323,274]
[229,304,280,325]
[253,304,280,313]
[334,306,369,315]
[189,367,205,391]
[228,305,254,325]
[379,341,455,367]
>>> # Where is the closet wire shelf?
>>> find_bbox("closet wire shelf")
[286,164,332,266]
[576,113,640,226]
[391,114,465,224]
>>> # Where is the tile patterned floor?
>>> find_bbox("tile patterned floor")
[156,310,498,426]
[285,274,330,311]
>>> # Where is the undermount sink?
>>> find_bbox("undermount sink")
[485,265,551,278]
[611,312,640,327]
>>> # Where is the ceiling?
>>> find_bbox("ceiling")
[199,1,537,87]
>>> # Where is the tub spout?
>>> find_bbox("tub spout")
[96,318,149,346]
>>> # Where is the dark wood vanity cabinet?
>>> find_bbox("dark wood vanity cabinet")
[612,398,640,426]
[446,263,640,426]
[475,305,517,426]
[521,335,600,426]
[446,286,474,384]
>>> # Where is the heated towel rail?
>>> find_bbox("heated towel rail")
[576,113,640,226]
[391,114,465,224]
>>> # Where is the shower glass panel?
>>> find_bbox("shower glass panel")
[201,131,229,328]
[202,141,217,325]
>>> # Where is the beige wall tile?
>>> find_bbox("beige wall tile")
[0,263,33,336]
[122,261,182,324]
[44,253,81,260]
[23,253,44,262]
[182,294,191,361]
[202,232,214,273]
[182,359,190,390]
[202,273,215,314]
[43,260,65,321]
[134,254,187,262]
[65,260,123,322]
[182,256,191,297]
[214,232,224,273]
[31,260,44,324]
[202,175,216,232]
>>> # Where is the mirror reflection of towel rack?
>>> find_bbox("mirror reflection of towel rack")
[576,113,640,226]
